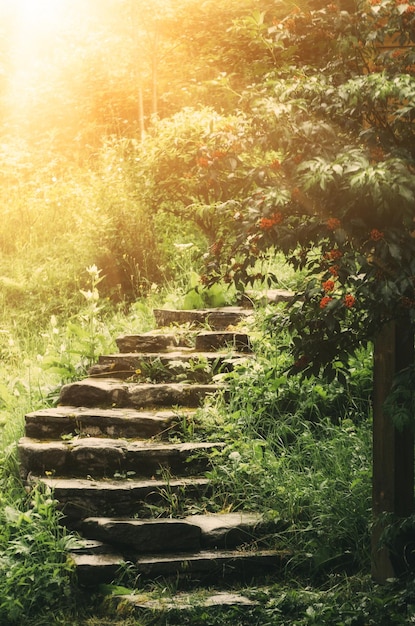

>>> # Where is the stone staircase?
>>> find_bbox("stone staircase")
[18,306,288,596]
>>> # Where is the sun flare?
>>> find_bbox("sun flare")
[11,0,68,59]
[1,0,76,118]
[13,0,66,31]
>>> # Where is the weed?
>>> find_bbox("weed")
[128,356,170,383]
[204,339,374,579]
[40,266,115,386]
[155,467,188,518]
[168,355,215,383]
[0,483,79,624]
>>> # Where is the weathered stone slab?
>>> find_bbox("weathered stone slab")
[59,378,128,408]
[81,517,202,553]
[153,308,253,330]
[89,352,249,380]
[133,548,287,580]
[24,406,185,439]
[32,476,211,519]
[126,382,228,408]
[185,513,264,549]
[79,513,268,554]
[58,379,227,409]
[191,592,257,607]
[246,289,295,305]
[265,289,294,303]
[195,332,252,353]
[119,591,258,611]
[72,548,288,586]
[18,437,224,478]
[124,440,224,475]
[116,332,180,353]
[70,552,125,586]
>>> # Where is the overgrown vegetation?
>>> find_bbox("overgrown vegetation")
[0,0,414,622]
[0,272,413,624]
[207,335,373,578]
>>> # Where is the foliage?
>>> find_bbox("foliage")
[39,265,116,391]
[204,333,373,577]
[0,293,408,622]
[0,138,167,318]
[194,0,415,379]
[0,0,293,146]
[0,482,78,624]
[138,576,415,626]
[121,107,259,248]
[17,576,415,624]
[92,137,166,297]
[0,270,167,624]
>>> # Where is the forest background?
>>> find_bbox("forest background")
[0,0,415,624]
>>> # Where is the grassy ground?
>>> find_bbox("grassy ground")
[26,575,415,625]
[0,276,413,624]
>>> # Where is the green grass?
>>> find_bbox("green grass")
[0,272,411,624]
[28,575,415,625]
[201,321,373,578]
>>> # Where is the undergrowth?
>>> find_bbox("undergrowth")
[134,575,415,626]
[0,272,160,624]
[203,315,373,579]
[0,284,411,624]
[0,474,79,623]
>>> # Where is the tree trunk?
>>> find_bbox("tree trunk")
[151,28,158,118]
[138,82,145,141]
[372,320,414,582]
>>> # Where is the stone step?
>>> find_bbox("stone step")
[31,476,211,520]
[72,547,288,587]
[71,551,125,586]
[58,378,227,408]
[116,331,193,353]
[24,406,191,440]
[18,438,224,479]
[262,289,294,303]
[19,306,286,598]
[81,517,202,553]
[194,331,252,353]
[153,307,253,330]
[79,513,268,553]
[88,351,250,380]
[116,330,252,354]
[133,548,287,582]
[119,590,259,612]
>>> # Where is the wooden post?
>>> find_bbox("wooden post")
[372,320,414,582]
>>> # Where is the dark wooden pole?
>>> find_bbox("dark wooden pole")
[372,320,414,582]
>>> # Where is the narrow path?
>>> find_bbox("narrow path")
[18,305,290,611]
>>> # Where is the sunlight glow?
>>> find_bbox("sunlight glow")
[11,0,67,61]
[3,0,74,122]
[14,0,66,30]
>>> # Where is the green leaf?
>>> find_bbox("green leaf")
[206,283,227,307]
[98,584,133,597]
[182,289,204,310]
[189,271,200,290]
[66,322,88,339]
[398,185,414,203]
[387,242,402,261]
